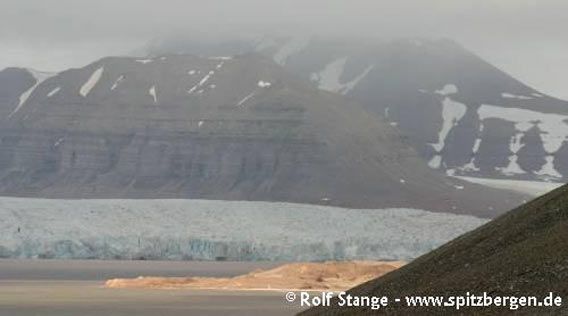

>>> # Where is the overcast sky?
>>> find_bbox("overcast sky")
[1,0,567,98]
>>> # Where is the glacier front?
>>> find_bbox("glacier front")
[0,198,487,262]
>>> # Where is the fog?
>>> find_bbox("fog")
[1,0,567,98]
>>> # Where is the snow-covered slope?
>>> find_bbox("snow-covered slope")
[0,198,487,261]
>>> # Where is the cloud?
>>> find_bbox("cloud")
[1,0,565,40]
[0,0,566,98]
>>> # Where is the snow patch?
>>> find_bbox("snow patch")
[495,131,528,176]
[188,71,214,94]
[54,137,64,147]
[135,59,153,64]
[258,81,272,88]
[501,93,533,100]
[459,159,480,172]
[314,58,374,95]
[534,156,562,179]
[458,129,483,174]
[47,87,61,98]
[187,86,198,94]
[237,92,255,106]
[428,155,442,169]
[111,75,125,91]
[454,176,563,196]
[497,155,526,176]
[8,69,56,118]
[435,84,458,96]
[199,71,214,86]
[431,95,467,152]
[209,57,232,60]
[509,133,525,153]
[80,67,104,97]
[149,86,158,104]
[472,138,482,153]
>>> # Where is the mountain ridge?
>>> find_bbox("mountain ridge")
[0,53,526,216]
[147,36,568,183]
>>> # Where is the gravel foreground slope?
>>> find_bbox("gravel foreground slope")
[301,184,568,315]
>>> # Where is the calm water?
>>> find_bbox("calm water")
[0,259,304,316]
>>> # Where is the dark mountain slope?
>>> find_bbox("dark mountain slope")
[263,38,568,183]
[0,68,46,118]
[0,54,525,216]
[149,36,568,182]
[301,184,568,315]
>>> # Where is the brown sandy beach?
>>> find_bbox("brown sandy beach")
[105,261,404,291]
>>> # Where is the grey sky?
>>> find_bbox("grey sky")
[1,0,567,98]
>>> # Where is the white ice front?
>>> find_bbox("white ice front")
[0,198,487,261]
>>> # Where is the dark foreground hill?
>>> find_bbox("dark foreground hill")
[0,54,526,216]
[301,185,568,315]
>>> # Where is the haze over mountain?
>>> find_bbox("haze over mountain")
[0,53,525,216]
[3,1,568,102]
[148,36,568,183]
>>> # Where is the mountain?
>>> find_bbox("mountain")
[149,36,568,183]
[0,54,525,216]
[300,184,568,315]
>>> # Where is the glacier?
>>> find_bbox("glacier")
[0,197,487,262]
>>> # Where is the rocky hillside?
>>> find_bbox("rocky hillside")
[271,38,568,183]
[0,54,524,216]
[300,184,568,315]
[150,36,568,183]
